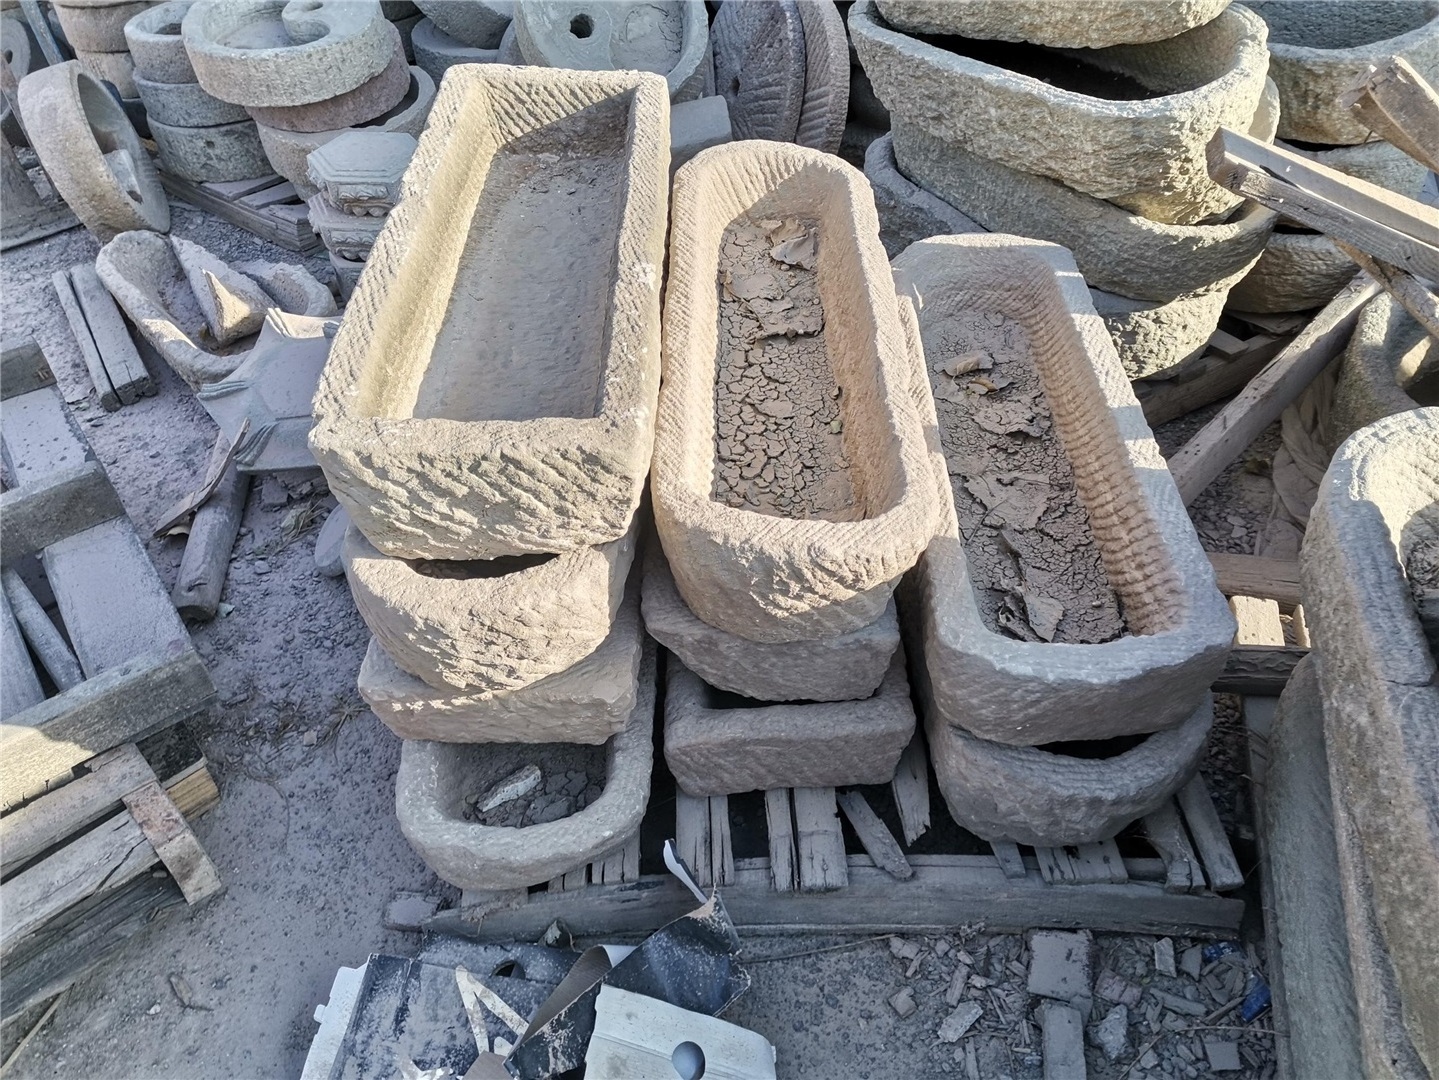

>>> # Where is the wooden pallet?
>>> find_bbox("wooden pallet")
[157,170,322,255]
[427,720,1246,943]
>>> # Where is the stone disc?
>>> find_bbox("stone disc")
[794,0,848,154]
[711,0,805,143]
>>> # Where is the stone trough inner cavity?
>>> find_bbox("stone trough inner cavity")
[309,66,669,561]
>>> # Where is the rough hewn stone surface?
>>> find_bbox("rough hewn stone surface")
[245,20,409,132]
[2,16,38,146]
[1302,407,1439,1076]
[642,548,899,703]
[360,574,643,743]
[654,141,937,643]
[925,693,1212,846]
[254,65,434,196]
[124,0,195,83]
[396,641,655,891]
[662,648,915,797]
[852,0,1270,225]
[875,0,1233,48]
[710,0,806,141]
[1250,0,1439,144]
[1089,287,1228,381]
[794,0,848,154]
[514,0,708,102]
[135,73,249,126]
[95,231,334,387]
[306,130,415,215]
[343,522,638,693]
[17,61,169,241]
[1331,293,1437,451]
[183,0,395,107]
[53,0,152,52]
[863,131,985,257]
[311,67,668,560]
[73,47,136,97]
[894,236,1234,745]
[413,0,511,48]
[1227,230,1356,314]
[1311,137,1432,199]
[410,15,500,81]
[888,122,1274,305]
[150,116,271,182]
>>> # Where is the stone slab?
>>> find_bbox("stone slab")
[668,94,730,176]
[1028,930,1094,1016]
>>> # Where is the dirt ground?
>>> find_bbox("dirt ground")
[2,204,1279,1079]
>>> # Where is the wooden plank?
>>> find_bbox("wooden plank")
[122,779,222,904]
[1071,841,1128,885]
[0,645,215,808]
[68,264,153,405]
[674,791,711,889]
[172,434,250,620]
[1035,846,1079,885]
[51,268,118,411]
[0,589,44,720]
[1213,645,1306,695]
[593,832,640,886]
[1342,56,1439,175]
[0,744,156,874]
[1333,241,1439,341]
[1207,128,1439,280]
[1142,801,1205,895]
[990,841,1027,880]
[18,1,66,65]
[0,339,55,401]
[152,419,249,537]
[1176,775,1245,893]
[547,866,588,893]
[1207,553,1302,610]
[157,171,323,254]
[1136,336,1286,428]
[708,794,734,888]
[1206,328,1251,358]
[890,733,931,845]
[238,180,298,209]
[764,788,797,893]
[1167,278,1380,504]
[836,789,913,880]
[203,175,285,200]
[1,567,83,691]
[793,787,848,892]
[0,461,125,565]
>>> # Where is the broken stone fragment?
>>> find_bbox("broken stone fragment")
[937,1001,983,1043]
[1028,930,1094,1019]
[179,246,273,345]
[476,764,541,814]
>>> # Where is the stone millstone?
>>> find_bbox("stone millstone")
[17,61,169,241]
[150,116,272,183]
[395,641,656,892]
[245,20,410,132]
[135,74,249,127]
[513,0,709,103]
[413,0,512,48]
[125,1,197,83]
[663,649,916,797]
[793,0,849,154]
[874,0,1233,48]
[410,15,500,82]
[710,0,806,142]
[182,0,396,108]
[74,48,136,97]
[53,0,153,52]
[1302,408,1439,1075]
[1330,293,1437,452]
[2,16,41,146]
[641,547,900,703]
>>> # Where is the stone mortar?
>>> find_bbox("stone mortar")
[134,73,249,126]
[1331,293,1438,451]
[1227,229,1357,313]
[73,47,136,97]
[874,0,1233,49]
[124,0,196,83]
[410,15,500,82]
[245,20,409,132]
[53,0,152,52]
[149,116,272,183]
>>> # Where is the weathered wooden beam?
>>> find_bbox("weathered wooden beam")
[1342,56,1439,176]
[68,264,154,405]
[1213,645,1307,695]
[52,268,118,411]
[765,788,797,894]
[1135,335,1286,428]
[171,434,250,620]
[793,787,848,893]
[837,789,913,881]
[1207,553,1303,609]
[1334,241,1439,341]
[0,461,125,566]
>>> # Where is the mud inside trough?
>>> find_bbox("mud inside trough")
[711,216,862,521]
[449,741,607,826]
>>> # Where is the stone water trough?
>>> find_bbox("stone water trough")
[652,140,937,643]
[893,235,1234,746]
[310,66,671,560]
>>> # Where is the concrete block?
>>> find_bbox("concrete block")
[668,95,730,176]
[245,21,409,132]
[794,0,849,155]
[17,61,169,241]
[134,74,248,126]
[887,122,1274,305]
[306,193,383,260]
[311,67,669,560]
[653,141,937,643]
[641,547,899,703]
[514,0,708,103]
[124,1,196,83]
[53,0,152,52]
[396,641,655,891]
[853,0,1271,225]
[306,130,416,216]
[1227,229,1357,314]
[413,0,511,48]
[710,0,806,141]
[1302,407,1439,1074]
[876,0,1231,48]
[893,235,1234,745]
[410,15,500,82]
[150,116,271,183]
[1250,1,1439,144]
[182,0,395,108]
[662,648,916,797]
[1028,930,1094,1016]
[1331,293,1437,452]
[359,573,642,743]
[342,521,638,693]
[253,65,435,196]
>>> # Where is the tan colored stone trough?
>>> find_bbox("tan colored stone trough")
[396,642,656,891]
[652,140,937,643]
[893,235,1234,746]
[1331,293,1439,451]
[310,66,671,561]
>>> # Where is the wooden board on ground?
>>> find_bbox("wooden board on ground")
[157,171,323,254]
[67,264,154,405]
[0,339,55,401]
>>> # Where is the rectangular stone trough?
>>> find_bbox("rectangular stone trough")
[662,649,915,797]
[396,641,656,892]
[651,141,937,644]
[310,66,671,561]
[893,235,1234,746]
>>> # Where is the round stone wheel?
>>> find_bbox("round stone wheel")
[413,0,511,49]
[410,15,500,83]
[711,0,806,142]
[794,0,848,154]
[74,47,136,97]
[135,73,249,126]
[244,21,410,132]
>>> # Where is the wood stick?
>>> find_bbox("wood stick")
[171,434,250,620]
[1342,56,1439,175]
[836,790,913,881]
[1334,240,1439,340]
[1206,553,1302,609]
[152,419,249,537]
[51,269,117,412]
[792,787,848,893]
[1167,277,1380,504]
[1,566,83,691]
[1,991,65,1072]
[765,788,797,894]
[1,589,43,721]
[1135,336,1286,428]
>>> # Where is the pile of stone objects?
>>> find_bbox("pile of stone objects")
[51,0,153,115]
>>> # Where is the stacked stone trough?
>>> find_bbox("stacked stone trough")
[850,0,1279,383]
[309,66,672,892]
[53,0,152,114]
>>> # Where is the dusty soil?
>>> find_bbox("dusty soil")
[927,308,1126,644]
[712,217,859,521]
